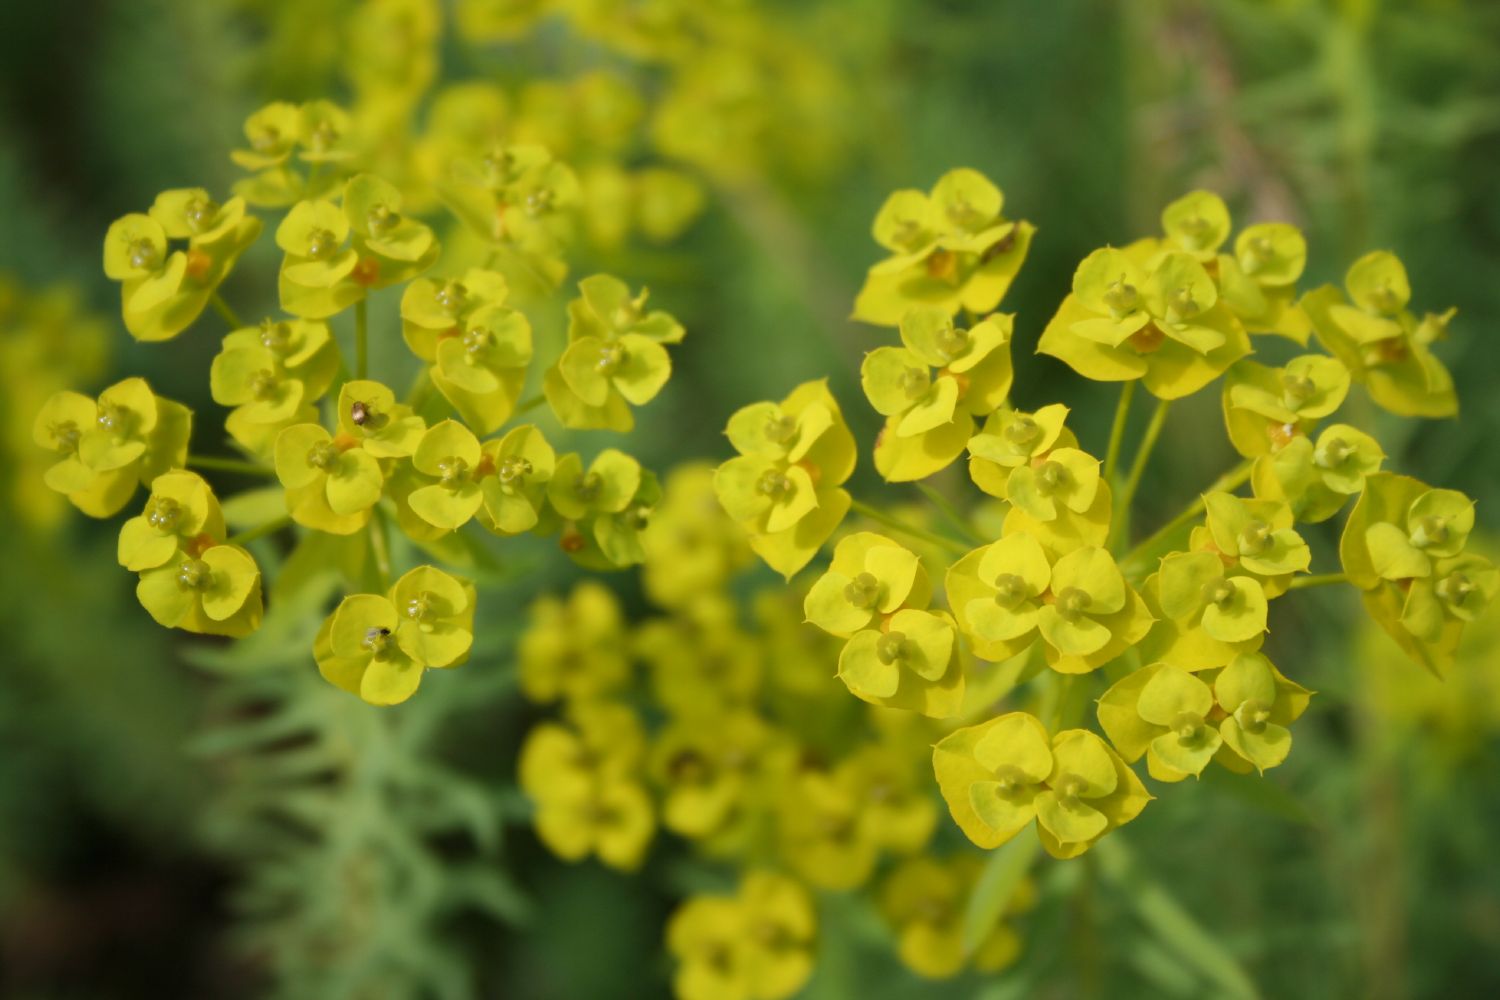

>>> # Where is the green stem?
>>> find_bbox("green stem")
[369,508,393,589]
[227,516,292,546]
[354,299,369,380]
[209,292,243,330]
[1109,397,1171,548]
[849,500,968,556]
[915,482,986,546]
[1121,459,1254,570]
[189,454,276,477]
[513,393,547,417]
[1103,380,1135,483]
[405,365,435,411]
[1095,837,1261,1000]
[1288,571,1348,590]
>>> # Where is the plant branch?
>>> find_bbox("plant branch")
[210,292,243,330]
[915,482,987,546]
[1109,397,1171,548]
[354,298,369,380]
[189,454,276,477]
[227,516,292,547]
[1288,571,1348,590]
[1103,380,1136,483]
[849,500,968,556]
[1121,458,1253,571]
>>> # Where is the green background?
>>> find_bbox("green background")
[2,0,1499,997]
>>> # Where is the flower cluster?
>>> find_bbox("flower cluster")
[514,467,1036,989]
[711,173,1488,868]
[39,91,688,706]
[1,279,110,528]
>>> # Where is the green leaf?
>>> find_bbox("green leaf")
[961,833,1040,954]
[1096,838,1261,1000]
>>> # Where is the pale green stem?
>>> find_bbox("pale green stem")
[513,393,547,417]
[354,299,369,380]
[849,500,968,556]
[915,482,986,546]
[210,292,243,329]
[1103,380,1136,483]
[406,365,435,411]
[1109,397,1171,548]
[189,454,275,477]
[227,516,292,546]
[1122,459,1254,570]
[370,507,393,589]
[1288,571,1348,590]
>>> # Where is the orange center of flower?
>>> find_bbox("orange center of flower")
[185,248,214,282]
[186,532,218,558]
[1266,421,1300,450]
[1127,324,1165,354]
[352,257,381,286]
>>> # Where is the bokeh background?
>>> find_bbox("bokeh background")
[3,0,1499,997]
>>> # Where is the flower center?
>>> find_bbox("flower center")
[250,369,280,400]
[1177,214,1212,250]
[765,413,798,445]
[1203,578,1236,609]
[1004,417,1041,452]
[1281,372,1316,409]
[1314,436,1352,469]
[1036,459,1065,492]
[525,188,554,216]
[875,630,908,665]
[438,457,470,486]
[843,571,881,610]
[259,320,292,353]
[367,203,400,235]
[1436,571,1474,607]
[177,558,211,591]
[1103,279,1139,317]
[1055,773,1089,805]
[146,496,183,533]
[595,341,626,375]
[1243,235,1275,273]
[1235,699,1272,734]
[992,764,1031,797]
[184,197,220,234]
[405,593,436,624]
[756,469,793,499]
[899,366,930,399]
[1168,284,1199,320]
[307,119,340,153]
[574,471,602,502]
[623,503,652,531]
[1411,515,1448,549]
[935,323,969,359]
[362,625,394,656]
[251,125,281,152]
[51,419,81,454]
[435,281,467,313]
[1238,519,1272,556]
[96,402,129,435]
[463,325,493,356]
[306,228,338,260]
[1369,282,1400,315]
[128,238,160,272]
[498,455,532,486]
[307,441,340,471]
[992,573,1029,609]
[1055,587,1092,621]
[1171,711,1206,742]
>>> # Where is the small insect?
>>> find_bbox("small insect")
[351,400,371,426]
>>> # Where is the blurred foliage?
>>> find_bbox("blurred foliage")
[2,0,1499,997]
